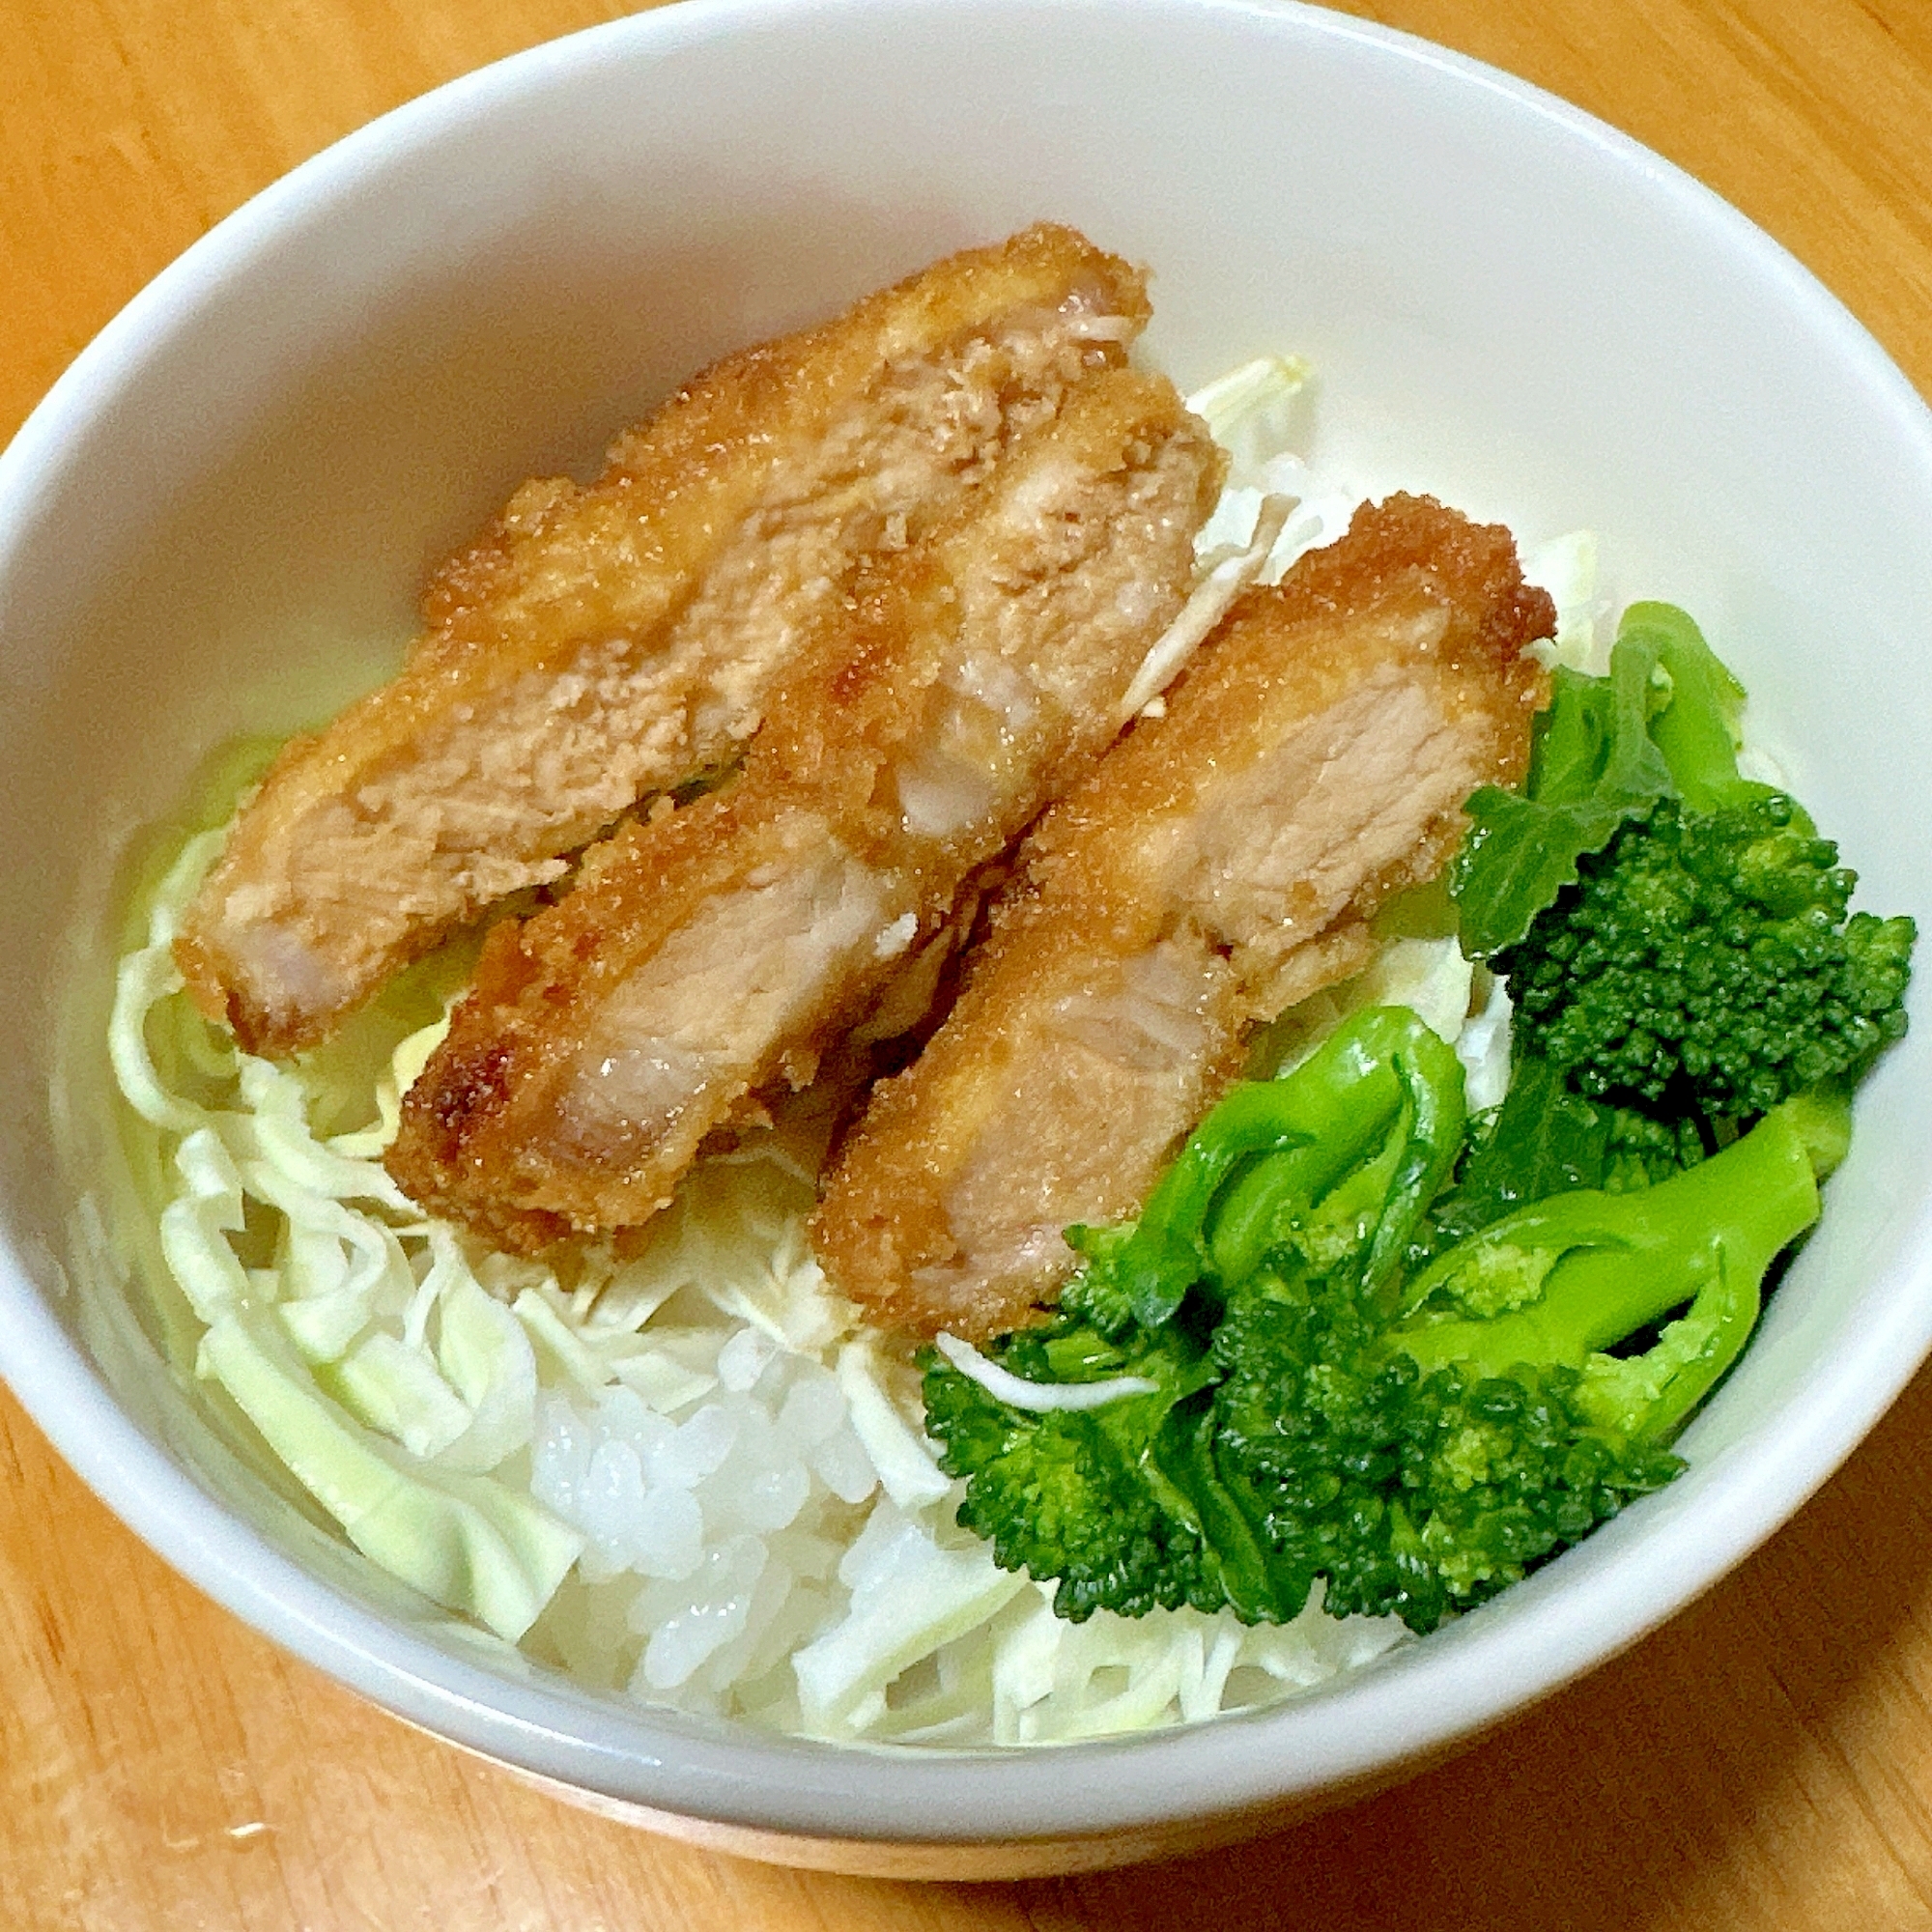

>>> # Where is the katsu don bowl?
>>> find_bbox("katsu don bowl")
[6,0,1932,1880]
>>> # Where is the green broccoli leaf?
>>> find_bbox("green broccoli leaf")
[1451,639,1675,956]
[1414,1055,1610,1260]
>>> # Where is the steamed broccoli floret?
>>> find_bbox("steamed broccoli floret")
[922,1284,1224,1622]
[1453,601,1913,1179]
[923,1009,1833,1634]
[926,606,1909,1639]
[932,1009,1466,1625]
[1206,1278,1678,1633]
[1500,794,1914,1121]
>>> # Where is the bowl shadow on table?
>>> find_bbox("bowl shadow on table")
[997,1350,1932,1929]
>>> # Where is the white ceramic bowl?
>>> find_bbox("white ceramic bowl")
[5,0,1932,1880]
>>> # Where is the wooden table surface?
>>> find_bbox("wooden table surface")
[8,0,1932,1924]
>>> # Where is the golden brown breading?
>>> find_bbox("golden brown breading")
[811,494,1553,1340]
[175,223,1151,1056]
[385,369,1226,1251]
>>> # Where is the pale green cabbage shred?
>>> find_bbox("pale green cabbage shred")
[102,355,1589,1745]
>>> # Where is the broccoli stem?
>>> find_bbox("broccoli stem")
[1618,601,1779,818]
[1392,1094,1833,1437]
[1108,1008,1466,1327]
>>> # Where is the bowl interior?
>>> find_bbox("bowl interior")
[5,0,1932,1853]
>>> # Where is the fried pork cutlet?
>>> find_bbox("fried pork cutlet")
[812,494,1554,1340]
[174,223,1151,1057]
[385,369,1227,1252]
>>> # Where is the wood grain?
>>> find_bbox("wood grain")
[6,1,1932,1924]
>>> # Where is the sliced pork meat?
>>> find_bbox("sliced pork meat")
[175,223,1151,1055]
[385,368,1225,1251]
[811,493,1554,1340]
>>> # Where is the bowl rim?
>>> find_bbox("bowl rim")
[6,0,1932,1849]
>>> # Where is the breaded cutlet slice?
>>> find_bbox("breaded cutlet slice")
[812,494,1553,1341]
[386,368,1226,1251]
[176,223,1151,1056]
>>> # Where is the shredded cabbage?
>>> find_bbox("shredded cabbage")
[1185,356,1365,586]
[111,853,582,1640]
[932,1330,1159,1412]
[112,834,1404,1734]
